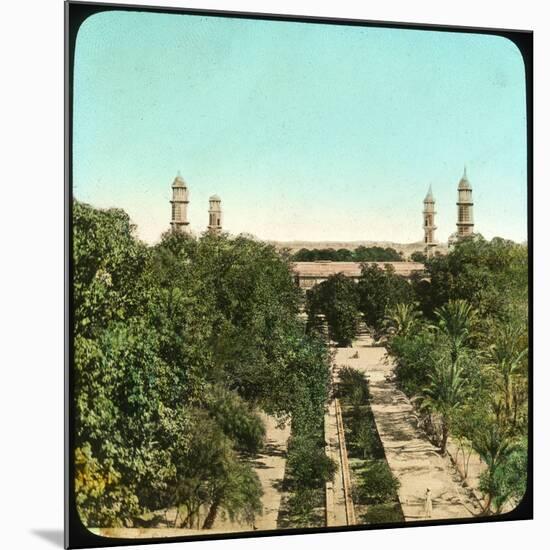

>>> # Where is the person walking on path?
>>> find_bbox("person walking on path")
[424,488,433,518]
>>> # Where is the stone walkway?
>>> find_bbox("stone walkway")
[333,334,482,521]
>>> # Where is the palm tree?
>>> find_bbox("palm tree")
[421,300,477,454]
[421,352,468,454]
[489,324,527,430]
[383,303,421,338]
[472,422,514,515]
[432,299,477,363]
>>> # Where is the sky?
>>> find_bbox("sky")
[73,11,528,244]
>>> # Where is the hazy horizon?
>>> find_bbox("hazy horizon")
[73,194,527,249]
[73,12,528,244]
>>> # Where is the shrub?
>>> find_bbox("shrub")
[364,503,404,524]
[337,367,370,406]
[355,461,400,505]
[286,434,336,490]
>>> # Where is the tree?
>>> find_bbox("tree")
[419,236,528,322]
[286,434,336,490]
[74,200,334,528]
[431,300,477,363]
[292,248,315,261]
[419,300,477,454]
[73,201,149,339]
[283,413,336,525]
[385,234,528,512]
[473,422,515,515]
[292,246,402,262]
[354,246,402,262]
[306,273,360,346]
[357,264,414,334]
[386,326,434,396]
[383,303,422,338]
[489,438,528,514]
[205,386,265,454]
[488,324,528,432]
[168,410,262,529]
[410,251,427,263]
[75,321,194,524]
[421,348,470,454]
[335,248,354,261]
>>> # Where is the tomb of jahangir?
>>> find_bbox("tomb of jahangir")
[169,168,474,289]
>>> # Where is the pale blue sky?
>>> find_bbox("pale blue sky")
[73,11,527,244]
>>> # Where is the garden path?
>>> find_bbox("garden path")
[99,412,290,538]
[212,412,291,531]
[333,333,482,521]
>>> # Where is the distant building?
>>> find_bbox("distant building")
[208,195,222,234]
[456,167,474,238]
[170,172,190,232]
[423,185,437,258]
[292,261,425,290]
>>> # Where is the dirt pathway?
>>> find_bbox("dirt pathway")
[213,412,290,531]
[100,412,290,539]
[333,333,482,521]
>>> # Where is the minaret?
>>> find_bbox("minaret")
[423,185,437,258]
[208,195,222,234]
[456,166,474,238]
[170,172,190,232]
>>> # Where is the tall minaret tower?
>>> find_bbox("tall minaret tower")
[456,166,474,238]
[170,172,190,232]
[423,185,437,258]
[208,195,222,234]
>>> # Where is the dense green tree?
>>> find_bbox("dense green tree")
[75,321,192,524]
[335,248,354,261]
[489,438,528,514]
[419,236,528,323]
[387,326,434,396]
[73,201,149,339]
[74,200,333,528]
[357,264,414,333]
[283,419,336,527]
[410,251,427,263]
[204,386,265,454]
[286,434,336,490]
[306,273,360,346]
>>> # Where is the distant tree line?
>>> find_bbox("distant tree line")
[292,246,403,262]
[74,200,334,529]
